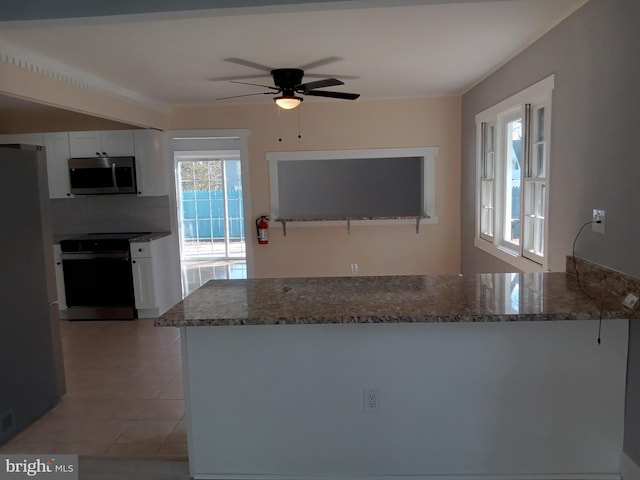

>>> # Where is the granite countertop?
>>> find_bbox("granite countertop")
[156,272,638,327]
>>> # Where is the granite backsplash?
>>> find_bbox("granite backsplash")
[567,256,640,299]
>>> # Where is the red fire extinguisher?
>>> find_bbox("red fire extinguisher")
[256,216,269,245]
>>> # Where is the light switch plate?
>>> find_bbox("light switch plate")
[622,293,639,309]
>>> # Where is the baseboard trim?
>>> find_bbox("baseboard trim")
[621,452,640,480]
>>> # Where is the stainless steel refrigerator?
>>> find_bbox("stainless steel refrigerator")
[0,144,65,445]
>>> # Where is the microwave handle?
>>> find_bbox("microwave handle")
[111,162,119,192]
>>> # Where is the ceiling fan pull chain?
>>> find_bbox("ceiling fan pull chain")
[297,105,302,139]
[277,104,283,142]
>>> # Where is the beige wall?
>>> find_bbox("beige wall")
[0,104,138,133]
[170,97,461,277]
[0,58,462,277]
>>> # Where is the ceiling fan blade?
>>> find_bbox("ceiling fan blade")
[297,78,344,92]
[305,90,360,100]
[297,57,343,71]
[215,92,274,100]
[223,57,274,72]
[231,80,279,90]
[209,73,271,81]
[302,72,360,80]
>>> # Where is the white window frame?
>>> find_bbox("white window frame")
[479,121,496,242]
[266,147,438,227]
[474,75,554,272]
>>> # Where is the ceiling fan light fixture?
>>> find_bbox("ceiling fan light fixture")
[274,96,303,110]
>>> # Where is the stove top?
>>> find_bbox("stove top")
[60,232,150,253]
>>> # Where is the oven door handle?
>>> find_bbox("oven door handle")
[61,252,130,260]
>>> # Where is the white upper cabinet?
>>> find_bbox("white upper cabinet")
[0,133,45,146]
[101,131,135,156]
[68,130,134,157]
[67,131,101,157]
[2,129,166,198]
[133,129,167,196]
[0,133,71,198]
[43,132,72,198]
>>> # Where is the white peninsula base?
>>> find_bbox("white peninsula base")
[180,320,628,480]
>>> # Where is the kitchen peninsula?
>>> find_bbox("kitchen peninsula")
[157,270,635,480]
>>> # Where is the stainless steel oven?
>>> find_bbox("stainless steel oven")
[60,233,147,320]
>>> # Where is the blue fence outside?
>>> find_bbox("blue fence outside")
[181,189,245,240]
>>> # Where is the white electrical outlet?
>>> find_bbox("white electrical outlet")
[592,209,605,234]
[363,388,379,413]
[623,293,639,309]
[351,263,358,274]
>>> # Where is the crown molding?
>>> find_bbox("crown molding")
[0,39,168,113]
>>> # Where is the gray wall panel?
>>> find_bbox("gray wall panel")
[277,157,423,218]
[461,0,640,465]
[461,0,640,277]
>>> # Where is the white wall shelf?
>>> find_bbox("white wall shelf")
[274,215,432,236]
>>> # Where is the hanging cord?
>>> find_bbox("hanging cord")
[277,104,283,142]
[571,220,605,344]
[297,104,302,139]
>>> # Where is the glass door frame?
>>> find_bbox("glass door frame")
[166,131,253,298]
[175,153,244,262]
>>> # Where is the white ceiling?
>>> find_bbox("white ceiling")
[0,0,585,109]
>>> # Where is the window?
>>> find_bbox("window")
[475,76,554,271]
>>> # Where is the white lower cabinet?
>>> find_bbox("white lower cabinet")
[131,256,156,311]
[131,235,177,318]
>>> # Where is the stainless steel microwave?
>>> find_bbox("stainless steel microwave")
[68,156,137,195]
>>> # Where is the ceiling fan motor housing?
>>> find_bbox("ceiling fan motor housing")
[271,68,304,92]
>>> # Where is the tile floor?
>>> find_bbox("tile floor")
[0,318,186,459]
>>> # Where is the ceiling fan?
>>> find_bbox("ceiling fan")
[212,57,360,109]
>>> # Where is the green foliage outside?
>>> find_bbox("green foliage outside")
[180,160,223,191]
